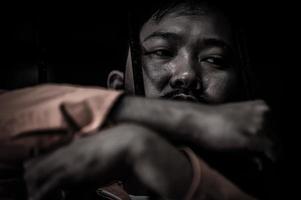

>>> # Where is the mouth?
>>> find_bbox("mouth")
[171,93,198,102]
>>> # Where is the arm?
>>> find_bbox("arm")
[25,123,255,200]
[0,84,272,160]
[182,148,256,200]
[109,96,273,153]
[25,123,193,200]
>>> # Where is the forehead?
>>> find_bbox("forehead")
[140,11,233,45]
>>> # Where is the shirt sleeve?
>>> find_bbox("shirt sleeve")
[0,84,123,162]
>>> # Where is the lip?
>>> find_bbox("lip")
[171,93,198,102]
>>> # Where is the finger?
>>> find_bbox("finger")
[247,136,277,162]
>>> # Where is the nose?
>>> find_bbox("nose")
[169,56,200,90]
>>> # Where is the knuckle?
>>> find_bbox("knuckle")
[253,100,270,112]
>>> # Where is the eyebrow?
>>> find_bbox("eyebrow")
[142,31,182,42]
[202,38,232,51]
[142,31,233,51]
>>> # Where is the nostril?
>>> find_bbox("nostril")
[174,78,185,88]
[170,76,186,89]
[195,81,202,90]
[170,74,200,90]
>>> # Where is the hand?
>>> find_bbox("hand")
[24,123,192,200]
[186,100,274,158]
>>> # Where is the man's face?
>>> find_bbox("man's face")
[140,10,240,103]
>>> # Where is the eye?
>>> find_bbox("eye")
[144,49,174,59]
[154,50,172,57]
[201,56,230,69]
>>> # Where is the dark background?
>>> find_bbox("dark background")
[0,1,294,93]
[1,0,297,199]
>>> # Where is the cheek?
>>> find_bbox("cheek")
[142,58,172,91]
[203,70,238,102]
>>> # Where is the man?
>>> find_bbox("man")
[0,0,275,199]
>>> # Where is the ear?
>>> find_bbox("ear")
[107,70,124,90]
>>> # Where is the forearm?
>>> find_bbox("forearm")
[181,148,256,200]
[196,158,256,200]
[108,95,209,143]
[25,123,194,200]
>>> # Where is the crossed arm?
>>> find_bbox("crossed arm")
[24,94,273,200]
[25,123,257,200]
